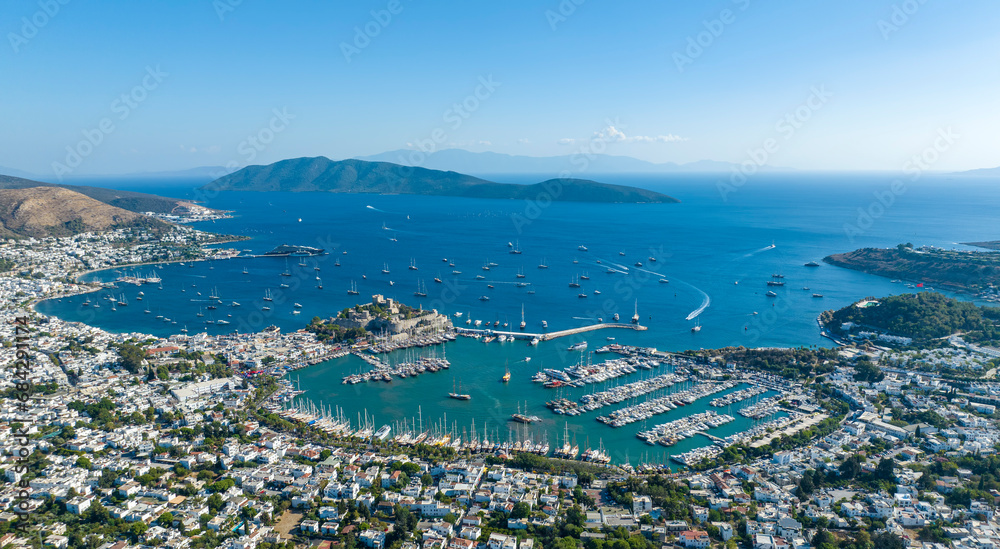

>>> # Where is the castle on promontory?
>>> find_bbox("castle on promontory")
[328,294,451,340]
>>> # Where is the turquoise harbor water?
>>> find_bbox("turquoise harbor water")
[37,173,1000,465]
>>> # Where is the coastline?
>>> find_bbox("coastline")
[823,248,1000,299]
[29,234,253,318]
[70,234,253,283]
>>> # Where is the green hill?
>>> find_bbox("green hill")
[205,157,679,203]
[821,292,1000,345]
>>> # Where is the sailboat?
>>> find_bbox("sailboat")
[381,263,390,274]
[281,259,291,276]
[317,278,323,289]
[509,240,522,254]
[262,289,273,301]
[631,299,640,324]
[448,380,472,400]
[414,280,427,297]
[538,258,549,269]
[347,281,360,295]
[691,320,701,332]
[242,266,249,274]
[520,304,527,330]
[409,258,418,271]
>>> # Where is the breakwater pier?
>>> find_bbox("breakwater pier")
[455,322,647,342]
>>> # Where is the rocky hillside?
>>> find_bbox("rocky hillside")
[0,174,196,214]
[0,187,166,238]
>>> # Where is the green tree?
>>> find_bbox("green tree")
[873,532,904,549]
[207,493,224,514]
[876,457,895,480]
[510,502,531,519]
[566,505,585,527]
[840,454,862,479]
[798,473,814,495]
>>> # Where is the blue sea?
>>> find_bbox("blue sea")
[37,173,1000,466]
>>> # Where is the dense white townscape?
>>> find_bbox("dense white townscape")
[2,218,1000,549]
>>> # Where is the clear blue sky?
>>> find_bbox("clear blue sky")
[2,0,998,176]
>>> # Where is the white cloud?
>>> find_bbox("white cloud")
[517,138,531,145]
[593,125,688,144]
[594,125,627,142]
[556,138,576,145]
[475,140,492,146]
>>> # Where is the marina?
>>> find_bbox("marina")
[709,385,768,407]
[596,380,740,427]
[340,353,451,384]
[636,410,735,446]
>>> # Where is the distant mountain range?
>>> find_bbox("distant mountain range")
[355,149,793,176]
[0,166,226,184]
[953,166,1000,177]
[205,157,679,203]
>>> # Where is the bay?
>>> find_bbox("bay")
[36,173,1000,466]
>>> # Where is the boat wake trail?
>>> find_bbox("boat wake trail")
[366,205,387,213]
[668,277,711,320]
[741,243,776,259]
[631,266,665,278]
[685,291,711,321]
[596,258,632,272]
